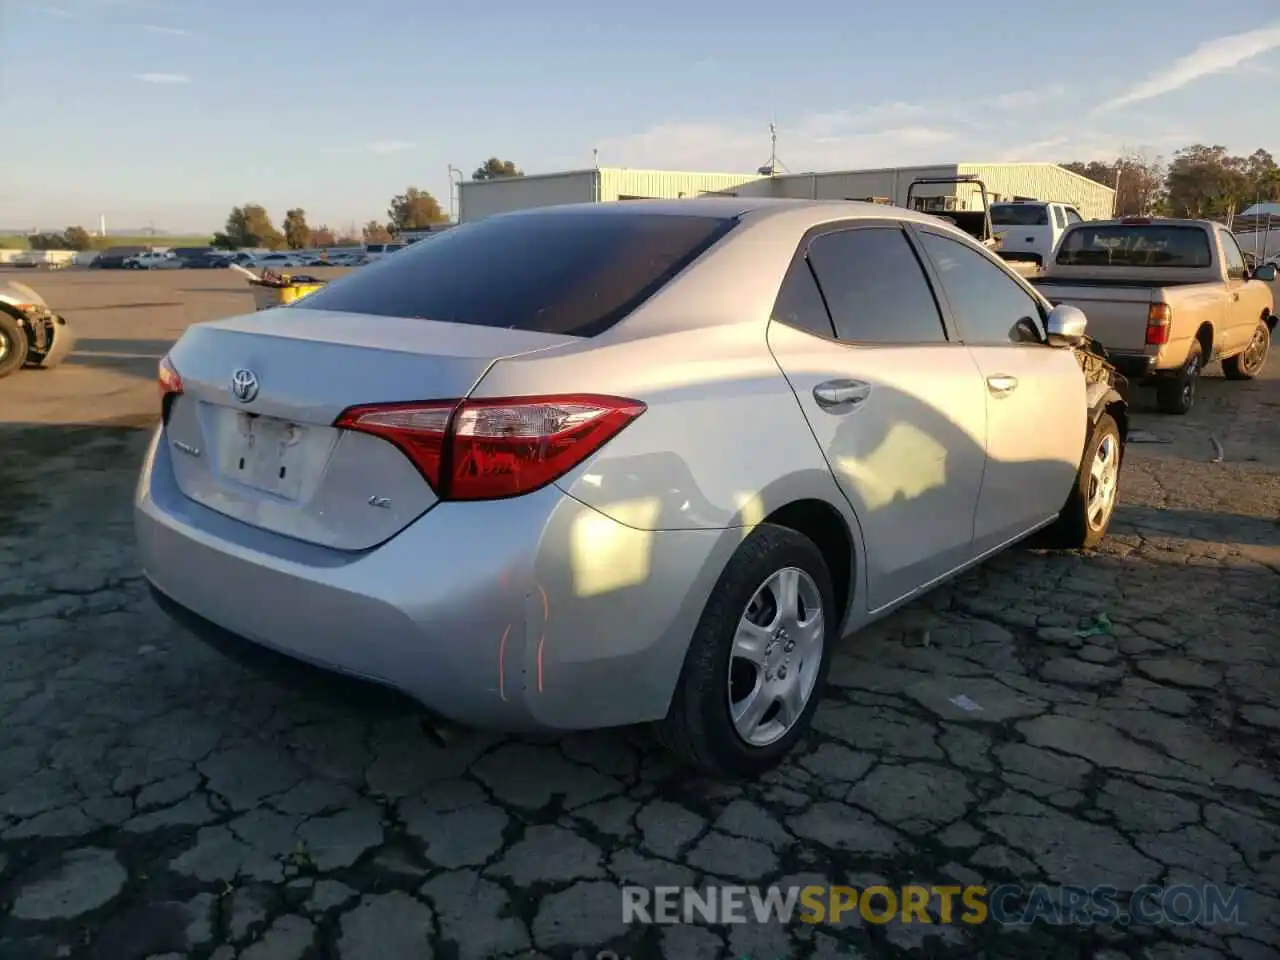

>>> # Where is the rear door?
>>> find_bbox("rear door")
[913,227,1086,553]
[766,221,988,612]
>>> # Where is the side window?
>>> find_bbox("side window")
[917,231,1046,345]
[805,227,948,344]
[1053,206,1066,229]
[1219,230,1248,280]
[771,258,836,338]
[1064,207,1083,225]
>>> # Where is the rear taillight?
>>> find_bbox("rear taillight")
[158,355,183,422]
[158,355,183,397]
[1145,303,1172,345]
[335,394,645,500]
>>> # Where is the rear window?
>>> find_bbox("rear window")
[302,210,738,337]
[990,204,1049,226]
[1056,225,1213,268]
[365,244,386,253]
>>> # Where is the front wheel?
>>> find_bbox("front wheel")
[0,311,30,379]
[657,524,836,778]
[1222,319,1271,380]
[1045,413,1122,550]
[1156,341,1203,415]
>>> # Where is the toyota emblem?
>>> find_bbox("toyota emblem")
[230,369,259,403]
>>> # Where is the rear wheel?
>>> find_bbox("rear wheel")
[0,311,30,379]
[1156,341,1202,415]
[1222,319,1270,380]
[657,524,835,778]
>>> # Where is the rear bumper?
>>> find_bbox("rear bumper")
[1107,353,1158,380]
[135,426,732,733]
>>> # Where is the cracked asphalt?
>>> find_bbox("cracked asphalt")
[1,271,1279,959]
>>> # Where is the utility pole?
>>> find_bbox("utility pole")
[447,165,464,222]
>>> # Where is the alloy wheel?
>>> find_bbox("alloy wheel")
[727,567,825,747]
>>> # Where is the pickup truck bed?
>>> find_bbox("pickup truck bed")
[1033,218,1275,414]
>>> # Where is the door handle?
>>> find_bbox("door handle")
[813,379,871,411]
[986,374,1019,396]
[1232,292,1240,302]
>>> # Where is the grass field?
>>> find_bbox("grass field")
[0,234,213,251]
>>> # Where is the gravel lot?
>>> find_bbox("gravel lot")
[1,270,1278,960]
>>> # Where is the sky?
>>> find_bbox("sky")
[2,0,1278,233]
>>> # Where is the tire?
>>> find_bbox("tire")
[656,523,836,778]
[1222,319,1271,380]
[1156,340,1203,415]
[1045,413,1122,550]
[0,310,30,379]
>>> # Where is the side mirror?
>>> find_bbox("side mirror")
[1045,304,1088,346]
[1253,262,1277,282]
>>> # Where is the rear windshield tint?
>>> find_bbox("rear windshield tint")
[1056,225,1213,268]
[990,204,1049,226]
[301,211,737,337]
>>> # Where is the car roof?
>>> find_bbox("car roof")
[490,196,965,234]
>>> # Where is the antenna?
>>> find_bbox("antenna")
[593,148,599,169]
[757,120,788,176]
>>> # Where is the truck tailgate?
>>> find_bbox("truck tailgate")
[1031,280,1156,354]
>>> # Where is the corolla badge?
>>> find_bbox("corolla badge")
[230,369,259,403]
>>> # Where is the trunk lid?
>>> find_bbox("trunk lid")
[164,308,577,550]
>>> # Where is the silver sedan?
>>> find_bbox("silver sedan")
[135,198,1128,777]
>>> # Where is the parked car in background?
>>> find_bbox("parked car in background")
[92,246,150,269]
[183,253,235,269]
[124,251,178,270]
[138,198,1127,778]
[0,278,75,378]
[251,252,310,270]
[990,200,1085,268]
[362,242,406,262]
[1032,217,1276,414]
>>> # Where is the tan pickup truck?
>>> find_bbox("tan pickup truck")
[1031,217,1276,414]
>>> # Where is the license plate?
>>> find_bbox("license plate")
[225,414,309,500]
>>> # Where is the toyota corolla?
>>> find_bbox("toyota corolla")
[135,198,1127,777]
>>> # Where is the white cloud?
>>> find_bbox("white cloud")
[134,72,189,83]
[142,24,189,36]
[368,140,416,154]
[591,85,1084,174]
[987,85,1066,110]
[595,114,955,173]
[1097,22,1280,112]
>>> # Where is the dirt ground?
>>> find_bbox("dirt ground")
[1,269,1278,960]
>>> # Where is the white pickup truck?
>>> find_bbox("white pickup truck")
[991,200,1085,268]
[1031,217,1276,414]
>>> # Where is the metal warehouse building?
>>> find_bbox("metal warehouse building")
[458,168,761,222]
[457,161,1115,222]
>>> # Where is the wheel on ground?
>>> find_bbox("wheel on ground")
[1222,319,1271,380]
[1156,340,1203,414]
[1045,412,1122,550]
[0,311,29,379]
[657,523,836,778]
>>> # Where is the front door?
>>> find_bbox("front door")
[766,222,989,612]
[1219,228,1267,354]
[912,227,1087,554]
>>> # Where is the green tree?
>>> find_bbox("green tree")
[387,187,446,230]
[472,157,524,181]
[283,208,313,250]
[63,226,92,251]
[363,221,394,243]
[1061,153,1166,216]
[311,225,337,247]
[27,232,68,250]
[213,204,285,250]
[1164,145,1251,218]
